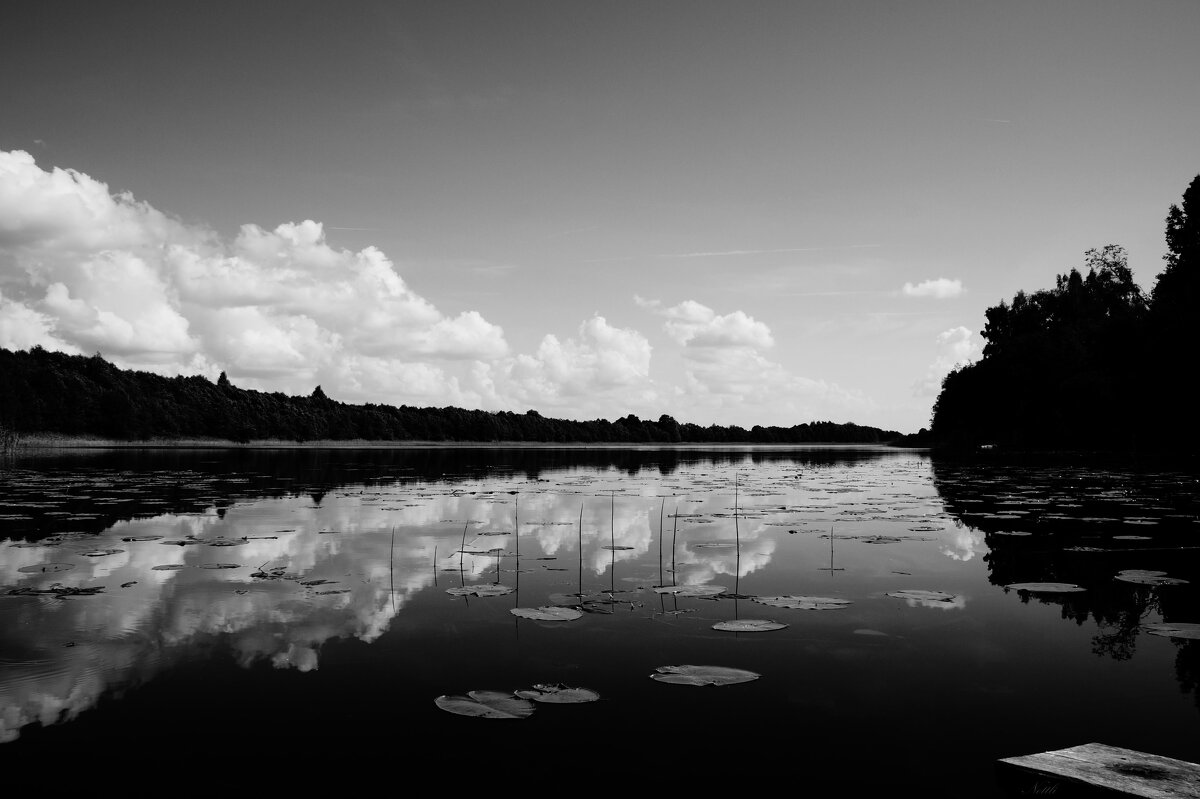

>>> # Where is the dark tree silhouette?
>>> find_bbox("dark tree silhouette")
[0,346,902,445]
[931,173,1198,455]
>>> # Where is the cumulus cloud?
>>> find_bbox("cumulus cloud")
[914,326,981,396]
[0,149,887,428]
[482,315,655,417]
[638,296,877,425]
[0,148,518,402]
[902,278,964,299]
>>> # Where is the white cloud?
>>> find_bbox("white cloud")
[638,297,773,349]
[902,278,964,299]
[914,326,980,396]
[639,297,878,425]
[0,148,508,398]
[0,289,65,351]
[486,315,655,415]
[0,149,891,429]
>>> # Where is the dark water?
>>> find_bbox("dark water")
[1,446,1197,793]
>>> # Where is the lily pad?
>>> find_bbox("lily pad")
[446,584,515,597]
[600,545,634,551]
[1142,622,1200,640]
[121,535,163,542]
[198,563,241,570]
[712,619,788,632]
[80,549,123,557]
[753,595,852,610]
[1115,573,1189,586]
[151,564,186,571]
[434,690,535,719]
[17,563,74,574]
[887,589,959,603]
[652,585,726,597]
[650,665,761,686]
[510,606,584,621]
[514,684,600,703]
[1004,582,1086,593]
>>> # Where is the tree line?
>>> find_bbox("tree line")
[0,346,901,445]
[930,174,1200,454]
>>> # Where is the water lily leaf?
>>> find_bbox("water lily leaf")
[650,665,761,686]
[514,684,600,703]
[1142,622,1200,640]
[694,542,737,549]
[434,690,535,719]
[600,545,634,550]
[198,563,240,570]
[1117,569,1166,578]
[121,535,163,542]
[445,584,515,597]
[80,549,123,557]
[1004,582,1086,593]
[887,589,959,603]
[1114,573,1189,586]
[712,619,788,632]
[753,595,852,610]
[652,585,726,597]
[510,606,584,621]
[152,564,187,570]
[17,563,74,574]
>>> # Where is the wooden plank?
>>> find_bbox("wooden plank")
[998,743,1200,798]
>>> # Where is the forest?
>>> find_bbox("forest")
[930,174,1200,454]
[0,346,900,446]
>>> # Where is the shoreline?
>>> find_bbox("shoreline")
[8,433,911,451]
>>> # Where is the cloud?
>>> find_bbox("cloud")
[638,296,877,425]
[636,296,772,349]
[902,278,964,299]
[0,149,888,429]
[914,326,980,396]
[0,148,512,400]
[0,289,64,351]
[485,315,655,416]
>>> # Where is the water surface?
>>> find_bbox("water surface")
[1,446,1197,793]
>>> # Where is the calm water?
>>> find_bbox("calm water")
[1,446,1197,793]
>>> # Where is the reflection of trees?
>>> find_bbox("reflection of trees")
[1176,642,1200,711]
[1091,597,1159,661]
[933,456,1200,688]
[3,446,907,543]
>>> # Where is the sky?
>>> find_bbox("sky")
[2,1,1198,434]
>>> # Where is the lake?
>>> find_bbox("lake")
[1,445,1197,794]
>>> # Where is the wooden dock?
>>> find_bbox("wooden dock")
[997,743,1200,797]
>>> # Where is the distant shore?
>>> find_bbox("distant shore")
[10,434,914,450]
